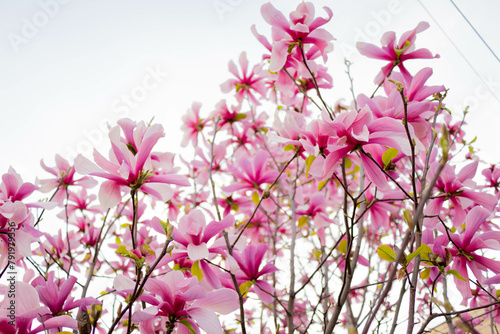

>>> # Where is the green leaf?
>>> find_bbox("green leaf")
[160,219,170,235]
[420,267,431,280]
[419,244,433,261]
[252,191,260,205]
[406,244,432,263]
[115,245,139,261]
[179,319,198,334]
[318,180,328,191]
[284,144,295,151]
[312,249,322,260]
[191,261,203,281]
[298,216,308,227]
[382,148,399,166]
[338,239,347,254]
[344,157,352,169]
[403,209,412,228]
[235,113,247,120]
[377,245,396,262]
[305,155,316,178]
[446,269,467,282]
[239,281,253,297]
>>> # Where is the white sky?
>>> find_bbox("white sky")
[1,0,499,179]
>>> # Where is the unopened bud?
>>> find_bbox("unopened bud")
[262,190,271,199]
[78,308,92,334]
[388,79,404,92]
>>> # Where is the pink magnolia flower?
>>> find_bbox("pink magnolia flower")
[190,141,226,186]
[222,149,279,194]
[445,207,500,301]
[181,102,208,148]
[296,191,334,244]
[268,110,306,154]
[308,108,417,187]
[39,229,82,273]
[75,118,190,208]
[259,2,334,72]
[0,167,37,203]
[0,201,39,267]
[119,270,238,334]
[0,281,78,334]
[61,187,101,218]
[220,52,267,105]
[209,99,244,130]
[383,67,446,102]
[357,22,439,83]
[31,273,97,317]
[38,154,97,205]
[172,210,235,288]
[358,87,436,146]
[424,160,497,227]
[231,243,278,303]
[482,164,500,196]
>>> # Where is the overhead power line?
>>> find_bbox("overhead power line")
[449,0,500,64]
[417,0,500,106]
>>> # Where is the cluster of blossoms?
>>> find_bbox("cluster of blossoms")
[1,2,499,334]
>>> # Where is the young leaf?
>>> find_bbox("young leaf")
[377,245,396,262]
[191,261,203,281]
[446,269,467,282]
[338,239,347,254]
[252,191,260,205]
[305,155,316,178]
[421,267,431,280]
[382,148,399,166]
[239,281,253,297]
[298,216,308,227]
[179,319,198,334]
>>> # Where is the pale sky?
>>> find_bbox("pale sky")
[1,0,499,179]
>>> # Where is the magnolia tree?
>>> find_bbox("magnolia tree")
[1,2,500,334]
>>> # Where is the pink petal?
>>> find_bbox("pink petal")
[74,154,103,175]
[356,42,391,60]
[484,274,500,284]
[203,215,235,243]
[191,289,239,314]
[149,174,190,187]
[260,3,291,33]
[135,124,164,174]
[458,160,479,183]
[131,306,158,323]
[269,40,289,73]
[253,280,274,304]
[30,315,78,333]
[187,243,209,261]
[188,307,223,334]
[113,274,136,292]
[141,183,173,202]
[360,154,388,189]
[462,206,490,245]
[16,282,40,314]
[98,180,123,208]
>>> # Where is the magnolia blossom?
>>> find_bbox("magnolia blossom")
[114,271,239,334]
[259,2,334,72]
[75,118,189,208]
[220,52,267,105]
[357,22,439,83]
[172,210,235,287]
